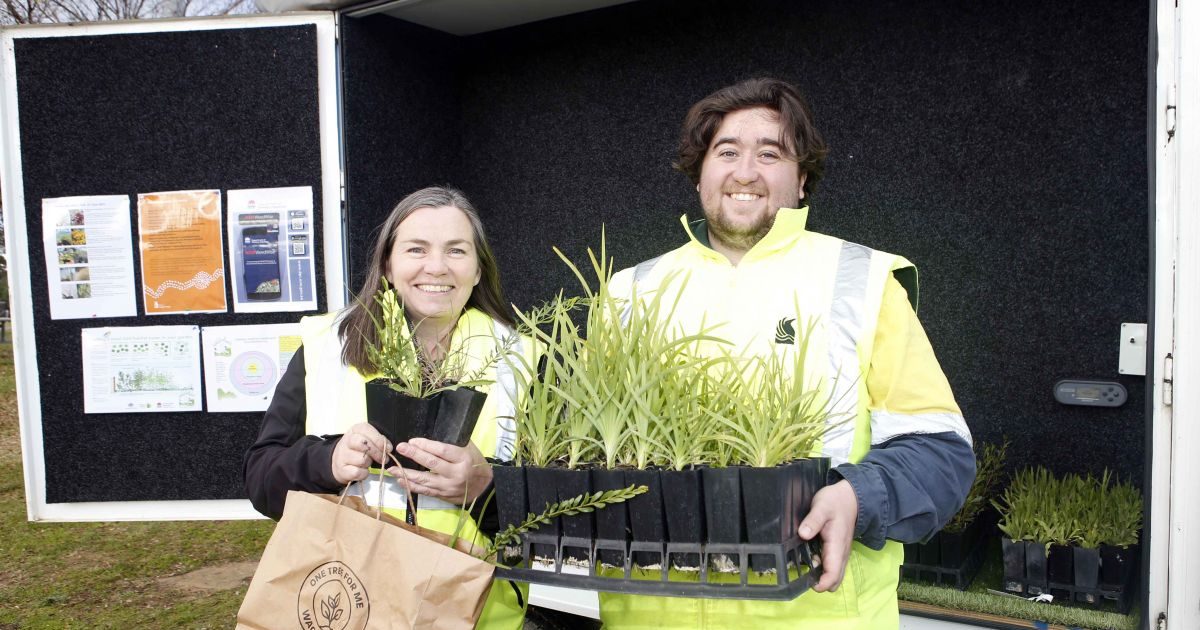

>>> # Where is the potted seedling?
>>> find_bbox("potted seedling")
[708,325,841,573]
[363,282,510,471]
[994,467,1045,594]
[1098,476,1141,596]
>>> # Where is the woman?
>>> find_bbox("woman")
[244,186,528,629]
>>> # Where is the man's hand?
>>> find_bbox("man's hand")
[798,478,859,592]
[330,422,392,485]
[393,438,492,505]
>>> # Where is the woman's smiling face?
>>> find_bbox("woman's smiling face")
[385,205,481,327]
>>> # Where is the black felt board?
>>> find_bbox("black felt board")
[342,0,1149,486]
[13,24,325,502]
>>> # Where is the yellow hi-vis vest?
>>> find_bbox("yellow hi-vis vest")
[600,207,920,629]
[300,307,529,630]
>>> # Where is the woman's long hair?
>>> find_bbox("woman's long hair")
[337,186,516,372]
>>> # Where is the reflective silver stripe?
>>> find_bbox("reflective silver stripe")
[306,316,356,436]
[620,255,663,325]
[493,321,521,462]
[870,410,973,447]
[822,241,873,465]
[351,475,460,511]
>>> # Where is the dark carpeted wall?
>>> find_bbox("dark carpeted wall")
[345,0,1149,483]
[11,0,1148,505]
[13,25,325,501]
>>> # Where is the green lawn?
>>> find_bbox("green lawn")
[0,343,276,628]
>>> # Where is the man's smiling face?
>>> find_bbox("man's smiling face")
[698,106,806,254]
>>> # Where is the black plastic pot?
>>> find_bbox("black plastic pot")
[365,382,440,470]
[363,382,484,471]
[1100,544,1139,588]
[1001,538,1025,592]
[433,387,486,444]
[919,532,943,567]
[790,458,828,528]
[491,464,526,532]
[903,542,922,566]
[490,464,526,562]
[625,469,665,568]
[702,466,743,545]
[938,529,969,570]
[523,466,562,559]
[741,465,794,572]
[939,515,984,570]
[1047,543,1073,588]
[1073,545,1100,596]
[661,468,704,569]
[557,467,593,563]
[591,468,630,566]
[1024,541,1048,593]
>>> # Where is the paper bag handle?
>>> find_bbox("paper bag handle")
[336,453,420,527]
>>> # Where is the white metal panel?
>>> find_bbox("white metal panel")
[1148,1,1177,625]
[1167,0,1200,626]
[0,11,343,522]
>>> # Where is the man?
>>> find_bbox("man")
[601,78,975,629]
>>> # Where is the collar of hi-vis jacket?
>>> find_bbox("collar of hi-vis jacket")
[679,206,812,264]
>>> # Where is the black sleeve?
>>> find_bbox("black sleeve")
[242,346,344,520]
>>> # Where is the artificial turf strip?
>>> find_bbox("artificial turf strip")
[897,582,1138,630]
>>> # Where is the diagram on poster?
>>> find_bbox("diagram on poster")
[42,195,138,320]
[81,326,202,413]
[227,187,318,313]
[202,323,301,412]
[138,190,227,315]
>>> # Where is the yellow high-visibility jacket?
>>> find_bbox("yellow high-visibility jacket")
[300,307,530,630]
[600,207,972,629]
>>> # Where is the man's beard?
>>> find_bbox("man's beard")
[706,212,774,253]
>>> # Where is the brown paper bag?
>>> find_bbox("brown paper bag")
[237,489,495,630]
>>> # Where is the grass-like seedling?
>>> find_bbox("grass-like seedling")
[943,439,1008,535]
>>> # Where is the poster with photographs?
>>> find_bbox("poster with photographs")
[81,325,202,414]
[42,196,138,320]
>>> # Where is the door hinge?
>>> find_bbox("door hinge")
[1167,83,1178,141]
[1164,353,1174,406]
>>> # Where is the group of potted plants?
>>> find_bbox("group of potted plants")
[902,440,1008,589]
[993,466,1142,610]
[490,242,840,592]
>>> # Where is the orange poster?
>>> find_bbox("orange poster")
[138,190,228,315]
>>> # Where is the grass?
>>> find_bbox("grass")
[0,342,276,628]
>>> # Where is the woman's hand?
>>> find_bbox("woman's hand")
[392,438,493,505]
[331,423,392,485]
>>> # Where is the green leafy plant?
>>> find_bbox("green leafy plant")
[943,439,1008,534]
[483,485,648,563]
[364,280,514,398]
[993,467,1045,541]
[1096,472,1142,548]
[507,294,584,466]
[707,319,846,468]
[993,465,1143,549]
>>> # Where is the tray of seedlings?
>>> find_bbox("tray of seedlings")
[491,243,844,600]
[993,467,1142,614]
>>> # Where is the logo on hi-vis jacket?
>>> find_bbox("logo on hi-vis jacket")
[297,561,369,630]
[775,317,797,344]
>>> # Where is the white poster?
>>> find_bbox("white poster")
[201,323,301,412]
[42,195,138,320]
[81,326,202,414]
[226,186,318,313]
